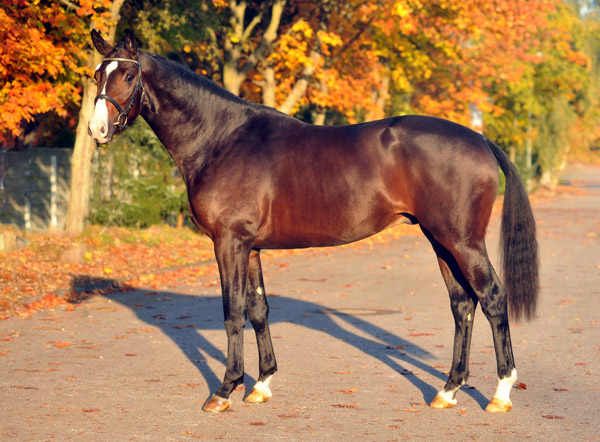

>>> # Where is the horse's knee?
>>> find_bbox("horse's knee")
[224,315,247,335]
[247,292,269,329]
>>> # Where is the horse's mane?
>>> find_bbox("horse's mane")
[146,52,254,108]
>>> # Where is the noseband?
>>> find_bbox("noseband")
[94,57,145,131]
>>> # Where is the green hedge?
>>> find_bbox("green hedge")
[89,120,187,228]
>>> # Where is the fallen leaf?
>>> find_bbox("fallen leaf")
[137,328,157,333]
[332,403,358,408]
[341,388,358,394]
[543,415,564,419]
[558,299,575,306]
[82,409,101,413]
[278,413,301,419]
[53,342,71,348]
[514,383,527,390]
[249,421,267,426]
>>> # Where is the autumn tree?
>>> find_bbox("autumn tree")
[0,0,126,233]
[65,0,125,235]
[120,1,386,123]
[566,1,600,161]
[482,1,591,189]
[0,1,86,145]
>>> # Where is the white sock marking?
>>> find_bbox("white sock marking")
[253,375,273,396]
[437,388,458,405]
[493,368,517,403]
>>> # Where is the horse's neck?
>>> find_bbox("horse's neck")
[139,52,252,179]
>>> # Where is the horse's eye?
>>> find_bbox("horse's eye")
[125,74,134,83]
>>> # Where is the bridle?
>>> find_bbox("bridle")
[94,57,145,132]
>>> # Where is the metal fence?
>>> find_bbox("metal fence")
[0,148,72,231]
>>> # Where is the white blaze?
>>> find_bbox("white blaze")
[89,61,118,143]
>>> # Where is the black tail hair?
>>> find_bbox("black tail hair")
[486,138,540,322]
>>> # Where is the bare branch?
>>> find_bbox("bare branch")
[58,0,78,11]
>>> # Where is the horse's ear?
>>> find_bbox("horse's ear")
[124,30,139,56]
[91,29,113,56]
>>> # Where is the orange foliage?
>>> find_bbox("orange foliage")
[372,0,566,125]
[240,0,575,126]
[0,0,116,141]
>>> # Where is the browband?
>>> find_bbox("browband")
[101,57,141,67]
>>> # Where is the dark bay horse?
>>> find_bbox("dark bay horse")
[88,30,539,413]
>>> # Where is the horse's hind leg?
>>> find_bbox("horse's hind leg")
[479,268,518,413]
[424,232,478,408]
[244,250,278,403]
[425,230,517,412]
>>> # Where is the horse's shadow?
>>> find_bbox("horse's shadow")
[71,276,489,408]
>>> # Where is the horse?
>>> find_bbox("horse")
[88,30,539,414]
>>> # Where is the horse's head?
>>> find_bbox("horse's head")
[88,30,145,144]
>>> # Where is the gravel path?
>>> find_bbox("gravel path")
[1,163,598,441]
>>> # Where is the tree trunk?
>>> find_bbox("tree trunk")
[524,136,533,192]
[261,65,277,108]
[65,2,124,234]
[313,111,326,125]
[65,74,98,235]
[366,71,389,122]
[278,50,321,115]
[540,144,570,191]
[221,0,285,97]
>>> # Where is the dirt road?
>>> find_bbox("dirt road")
[1,163,599,441]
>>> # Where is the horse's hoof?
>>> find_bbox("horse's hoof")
[202,395,231,412]
[485,397,512,413]
[430,393,456,409]
[244,387,272,404]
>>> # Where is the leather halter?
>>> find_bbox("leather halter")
[94,57,145,131]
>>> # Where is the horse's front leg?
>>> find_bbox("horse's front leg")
[203,234,252,412]
[244,249,278,403]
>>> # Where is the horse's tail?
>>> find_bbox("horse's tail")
[486,138,539,322]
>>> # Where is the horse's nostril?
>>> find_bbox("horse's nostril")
[100,125,106,135]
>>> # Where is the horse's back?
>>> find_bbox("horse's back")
[250,114,499,248]
[190,112,500,249]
